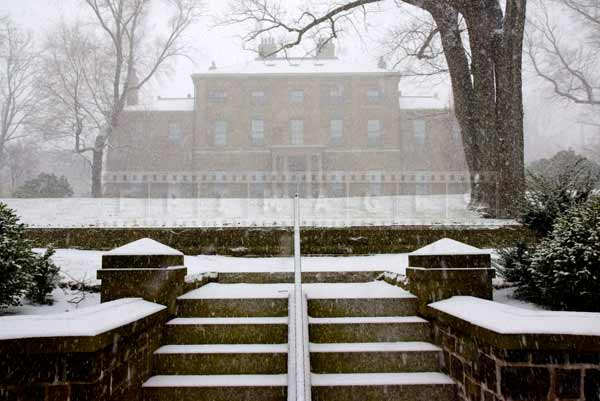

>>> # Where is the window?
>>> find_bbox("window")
[251,119,265,146]
[213,120,227,146]
[251,90,265,105]
[451,123,461,143]
[208,90,227,102]
[290,119,304,145]
[329,85,343,103]
[413,120,426,145]
[367,120,382,146]
[168,122,184,143]
[367,88,382,103]
[289,90,304,104]
[329,119,343,144]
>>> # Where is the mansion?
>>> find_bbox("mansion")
[104,42,468,198]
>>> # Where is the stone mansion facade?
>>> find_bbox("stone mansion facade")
[104,44,468,198]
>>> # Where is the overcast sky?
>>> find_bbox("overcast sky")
[1,0,595,161]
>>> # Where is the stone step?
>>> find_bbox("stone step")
[309,316,430,343]
[308,298,418,317]
[164,317,288,344]
[143,374,287,401]
[177,283,289,317]
[305,282,418,317]
[310,342,442,374]
[153,344,287,375]
[218,271,383,284]
[311,372,456,401]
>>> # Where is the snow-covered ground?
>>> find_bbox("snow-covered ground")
[1,196,517,227]
[0,248,543,316]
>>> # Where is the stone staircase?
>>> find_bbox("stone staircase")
[306,282,456,401]
[143,284,290,401]
[142,279,456,401]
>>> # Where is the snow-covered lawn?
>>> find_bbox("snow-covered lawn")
[1,196,517,227]
[1,248,542,316]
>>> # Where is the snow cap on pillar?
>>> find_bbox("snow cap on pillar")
[102,238,184,269]
[408,238,490,269]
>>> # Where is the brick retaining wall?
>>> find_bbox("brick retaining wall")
[0,305,167,401]
[429,309,600,401]
[25,225,536,256]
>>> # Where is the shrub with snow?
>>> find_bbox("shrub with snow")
[518,158,598,236]
[522,197,600,311]
[0,203,60,308]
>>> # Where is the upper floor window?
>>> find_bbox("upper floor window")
[289,90,304,104]
[413,119,426,145]
[329,119,343,144]
[208,90,227,102]
[290,119,304,145]
[251,90,266,105]
[329,85,343,103]
[367,88,382,103]
[367,120,382,146]
[213,120,227,146]
[168,122,184,143]
[251,119,265,146]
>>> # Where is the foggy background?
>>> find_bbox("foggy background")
[1,0,597,195]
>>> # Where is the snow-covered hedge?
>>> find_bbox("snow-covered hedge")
[503,197,600,311]
[0,203,59,308]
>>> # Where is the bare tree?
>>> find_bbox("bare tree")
[0,17,41,170]
[226,0,528,217]
[41,0,204,197]
[526,0,600,106]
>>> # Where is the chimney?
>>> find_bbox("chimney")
[126,69,139,106]
[378,56,387,70]
[209,61,217,70]
[316,38,336,59]
[258,37,277,59]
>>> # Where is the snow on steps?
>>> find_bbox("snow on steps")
[311,372,454,386]
[153,344,288,375]
[143,374,288,401]
[176,283,290,318]
[164,317,288,344]
[310,372,456,401]
[310,342,442,374]
[307,282,456,401]
[309,316,431,343]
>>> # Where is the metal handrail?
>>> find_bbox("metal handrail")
[292,194,310,401]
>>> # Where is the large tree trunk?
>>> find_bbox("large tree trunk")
[430,0,526,218]
[91,135,105,198]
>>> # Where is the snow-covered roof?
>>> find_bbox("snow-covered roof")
[399,95,448,110]
[409,238,488,256]
[125,97,194,112]
[0,298,165,340]
[105,238,183,256]
[430,296,600,336]
[193,58,401,77]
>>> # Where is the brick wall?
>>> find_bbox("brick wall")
[24,225,537,256]
[431,319,600,401]
[0,308,167,401]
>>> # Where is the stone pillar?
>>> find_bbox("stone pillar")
[97,238,187,314]
[406,238,494,315]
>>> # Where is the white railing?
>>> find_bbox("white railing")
[289,194,311,401]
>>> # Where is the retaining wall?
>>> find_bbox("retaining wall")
[0,300,167,401]
[428,299,600,401]
[25,225,536,255]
